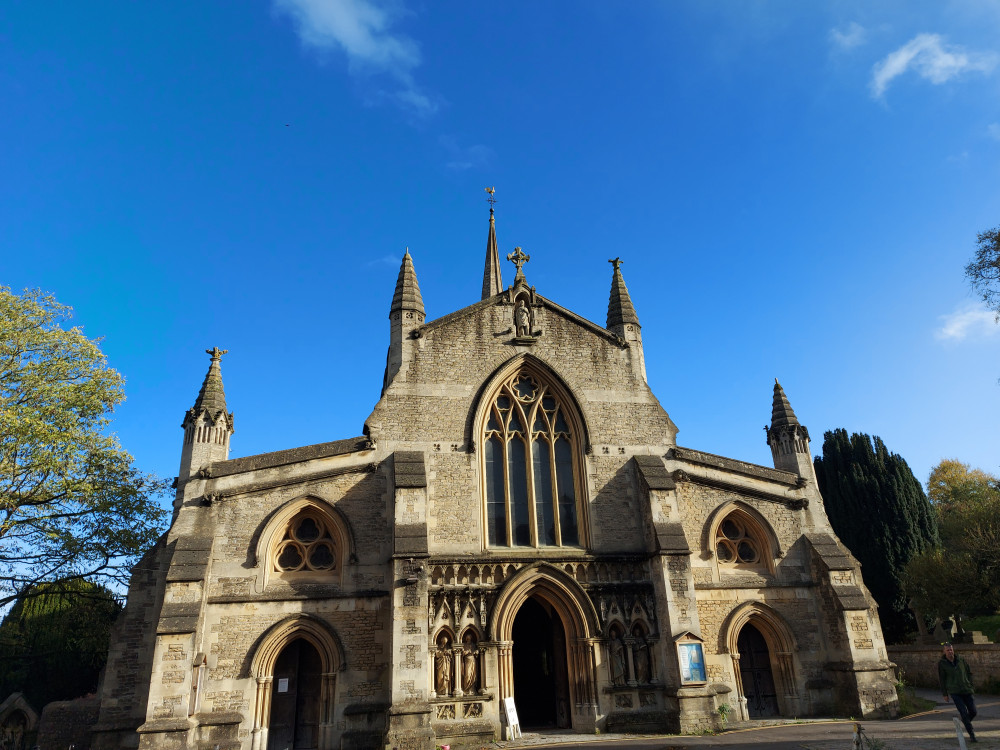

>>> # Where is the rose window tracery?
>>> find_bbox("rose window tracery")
[274,512,339,573]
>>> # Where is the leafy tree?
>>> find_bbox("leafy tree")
[0,287,168,608]
[965,226,1000,318]
[0,580,121,708]
[904,460,1000,625]
[813,429,938,643]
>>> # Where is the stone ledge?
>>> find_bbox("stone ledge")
[201,436,371,478]
[671,446,799,485]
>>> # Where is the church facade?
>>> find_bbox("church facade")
[91,208,898,750]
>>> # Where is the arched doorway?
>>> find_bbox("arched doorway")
[511,597,570,728]
[268,639,322,750]
[737,624,779,718]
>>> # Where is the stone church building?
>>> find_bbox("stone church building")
[91,207,898,750]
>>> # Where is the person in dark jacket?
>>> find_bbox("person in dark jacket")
[939,643,977,742]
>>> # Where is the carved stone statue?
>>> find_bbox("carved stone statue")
[632,629,650,683]
[435,634,452,695]
[462,632,478,693]
[610,630,627,686]
[515,299,531,337]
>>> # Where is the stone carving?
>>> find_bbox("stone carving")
[514,299,531,337]
[436,704,455,720]
[462,632,478,693]
[435,633,453,695]
[610,627,627,686]
[639,692,656,707]
[615,693,633,708]
[463,702,483,718]
[632,626,651,684]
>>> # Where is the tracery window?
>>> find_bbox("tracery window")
[274,510,339,573]
[483,371,581,547]
[713,510,772,573]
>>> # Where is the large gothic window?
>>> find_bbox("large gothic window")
[483,371,581,547]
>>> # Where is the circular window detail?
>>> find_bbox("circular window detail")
[274,511,340,573]
[714,513,765,569]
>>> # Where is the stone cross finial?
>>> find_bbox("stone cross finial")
[507,246,530,273]
[609,257,623,271]
[206,347,229,361]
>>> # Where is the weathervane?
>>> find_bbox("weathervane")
[485,185,496,208]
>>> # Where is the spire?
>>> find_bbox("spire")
[482,188,503,299]
[391,249,424,316]
[606,257,640,329]
[192,346,229,417]
[770,379,800,429]
[765,379,813,479]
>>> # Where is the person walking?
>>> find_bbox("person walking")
[939,642,978,743]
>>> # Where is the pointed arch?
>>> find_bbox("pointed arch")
[472,356,592,549]
[703,500,782,577]
[490,563,601,725]
[720,601,799,719]
[253,495,355,592]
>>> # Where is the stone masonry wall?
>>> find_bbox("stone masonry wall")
[889,644,1000,692]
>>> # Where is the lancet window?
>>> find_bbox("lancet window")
[483,371,581,548]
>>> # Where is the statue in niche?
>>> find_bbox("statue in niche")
[514,299,531,337]
[462,632,478,693]
[435,633,453,695]
[632,625,651,683]
[610,628,627,686]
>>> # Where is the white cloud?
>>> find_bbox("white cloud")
[870,33,997,99]
[988,123,1000,142]
[439,136,494,171]
[935,303,1000,341]
[275,0,434,114]
[830,22,867,50]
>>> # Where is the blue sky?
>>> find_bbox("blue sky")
[3,1,999,503]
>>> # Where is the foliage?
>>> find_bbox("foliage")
[904,460,1000,622]
[0,580,122,708]
[813,429,938,643]
[965,226,1000,318]
[0,287,169,608]
[717,703,732,725]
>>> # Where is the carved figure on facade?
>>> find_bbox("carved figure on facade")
[632,623,652,684]
[609,625,628,686]
[462,632,479,693]
[435,632,453,695]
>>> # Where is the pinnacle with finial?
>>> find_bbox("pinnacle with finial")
[191,346,229,417]
[482,188,503,299]
[606,257,639,329]
[770,380,800,428]
[391,248,424,316]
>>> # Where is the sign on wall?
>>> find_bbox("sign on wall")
[676,640,707,684]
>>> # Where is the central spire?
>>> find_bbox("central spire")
[192,346,229,417]
[481,187,503,299]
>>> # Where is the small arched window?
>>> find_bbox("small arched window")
[482,370,582,548]
[274,510,339,573]
[712,508,773,574]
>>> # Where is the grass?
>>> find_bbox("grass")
[895,673,937,717]
[961,613,1000,638]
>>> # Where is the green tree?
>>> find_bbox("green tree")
[0,287,168,608]
[813,429,938,643]
[965,226,1000,318]
[0,580,121,708]
[904,460,1000,624]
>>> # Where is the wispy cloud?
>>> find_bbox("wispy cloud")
[274,0,435,115]
[935,303,1000,341]
[439,136,495,171]
[988,123,1000,142]
[830,22,867,51]
[870,33,997,99]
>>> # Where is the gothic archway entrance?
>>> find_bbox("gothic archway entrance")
[737,624,779,718]
[268,639,322,750]
[512,596,570,728]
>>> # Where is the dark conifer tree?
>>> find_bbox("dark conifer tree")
[814,429,938,643]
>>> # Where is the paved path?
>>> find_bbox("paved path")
[491,690,999,749]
